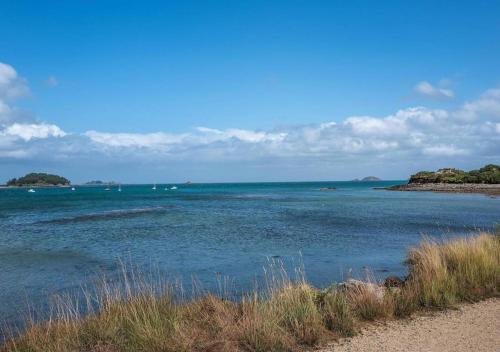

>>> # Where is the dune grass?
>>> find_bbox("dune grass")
[2,232,499,352]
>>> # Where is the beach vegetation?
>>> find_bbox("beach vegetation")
[409,164,500,184]
[2,232,499,352]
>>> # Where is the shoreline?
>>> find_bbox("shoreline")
[0,184,71,189]
[2,233,498,352]
[385,183,500,196]
[321,298,500,352]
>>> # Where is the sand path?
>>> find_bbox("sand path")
[321,298,500,352]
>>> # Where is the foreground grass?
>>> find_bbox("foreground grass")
[2,233,499,352]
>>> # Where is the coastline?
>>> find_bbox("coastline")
[2,233,499,352]
[0,184,71,189]
[321,298,500,352]
[386,183,500,196]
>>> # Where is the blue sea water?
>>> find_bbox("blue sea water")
[0,181,499,325]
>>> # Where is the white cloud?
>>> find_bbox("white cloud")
[0,63,66,156]
[196,127,287,143]
[454,88,500,122]
[72,91,498,164]
[84,131,188,148]
[344,115,407,137]
[0,62,32,125]
[0,62,29,101]
[83,127,287,151]
[0,100,13,124]
[0,61,499,181]
[414,81,454,99]
[2,84,499,172]
[2,123,66,141]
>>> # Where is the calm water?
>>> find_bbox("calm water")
[1,181,499,324]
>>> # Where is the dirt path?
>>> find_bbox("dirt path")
[320,298,500,352]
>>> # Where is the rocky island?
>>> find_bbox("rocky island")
[85,180,117,185]
[5,173,71,187]
[353,176,382,182]
[388,164,500,196]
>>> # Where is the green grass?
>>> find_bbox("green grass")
[2,232,499,352]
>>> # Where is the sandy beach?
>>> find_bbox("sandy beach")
[321,298,500,352]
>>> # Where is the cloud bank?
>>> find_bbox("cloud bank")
[1,62,499,181]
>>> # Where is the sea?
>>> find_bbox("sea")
[0,181,499,326]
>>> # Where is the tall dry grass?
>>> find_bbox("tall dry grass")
[2,232,499,352]
[400,233,500,310]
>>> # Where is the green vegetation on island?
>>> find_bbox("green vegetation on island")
[6,173,70,187]
[2,233,499,352]
[409,164,500,184]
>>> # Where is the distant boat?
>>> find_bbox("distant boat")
[104,187,111,191]
[71,187,76,191]
[28,188,36,193]
[152,184,157,190]
[170,186,177,190]
[118,184,122,192]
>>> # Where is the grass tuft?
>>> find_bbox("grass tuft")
[2,232,499,352]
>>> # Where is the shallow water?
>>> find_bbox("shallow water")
[0,181,499,325]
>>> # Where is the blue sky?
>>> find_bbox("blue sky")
[1,1,499,183]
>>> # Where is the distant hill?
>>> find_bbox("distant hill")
[409,164,500,184]
[85,180,117,185]
[353,176,381,182]
[6,173,70,187]
[361,176,381,181]
[85,180,105,185]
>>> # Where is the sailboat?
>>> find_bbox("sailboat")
[152,183,157,190]
[118,184,122,192]
[170,186,178,190]
[28,188,36,193]
[71,187,76,191]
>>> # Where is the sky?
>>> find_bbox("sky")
[1,0,499,183]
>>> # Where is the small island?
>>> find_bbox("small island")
[85,180,117,186]
[388,164,500,196]
[361,176,381,181]
[6,173,71,187]
[85,180,105,185]
[353,176,382,182]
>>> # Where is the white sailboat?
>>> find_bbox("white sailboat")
[71,187,76,191]
[170,186,177,190]
[118,184,122,192]
[152,183,157,190]
[28,188,36,193]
